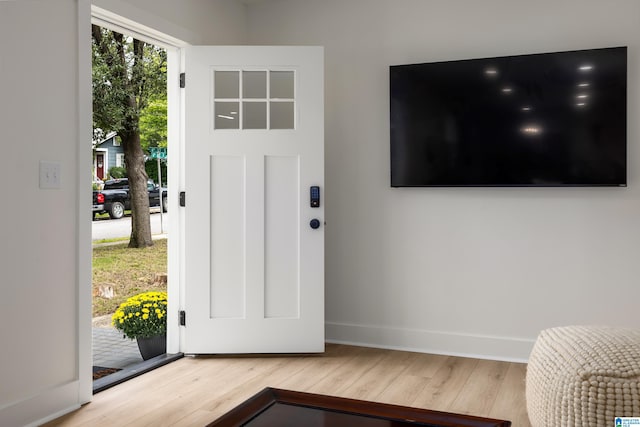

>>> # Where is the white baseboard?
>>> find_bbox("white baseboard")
[326,322,535,363]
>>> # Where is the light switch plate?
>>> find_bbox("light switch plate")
[40,161,60,189]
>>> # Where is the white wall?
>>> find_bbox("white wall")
[246,0,640,361]
[0,1,91,425]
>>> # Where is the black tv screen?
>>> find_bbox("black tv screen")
[390,46,627,187]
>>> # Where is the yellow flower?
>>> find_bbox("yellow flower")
[112,291,168,340]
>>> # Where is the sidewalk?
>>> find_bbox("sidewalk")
[93,326,143,369]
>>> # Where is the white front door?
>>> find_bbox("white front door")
[183,46,324,354]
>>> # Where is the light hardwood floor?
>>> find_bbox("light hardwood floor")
[46,344,531,426]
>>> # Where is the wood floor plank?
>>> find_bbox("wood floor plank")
[412,355,479,411]
[58,356,280,426]
[310,346,388,398]
[276,344,371,392]
[200,355,318,418]
[376,352,450,406]
[172,409,217,427]
[45,344,528,426]
[340,347,421,402]
[124,356,290,426]
[489,362,532,426]
[447,359,510,416]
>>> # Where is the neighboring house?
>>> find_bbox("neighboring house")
[94,131,125,181]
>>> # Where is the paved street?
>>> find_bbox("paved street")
[92,211,168,240]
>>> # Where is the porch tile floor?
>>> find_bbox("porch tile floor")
[93,327,142,369]
[92,327,181,394]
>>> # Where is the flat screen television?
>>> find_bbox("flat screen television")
[390,46,627,187]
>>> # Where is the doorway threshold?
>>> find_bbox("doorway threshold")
[93,352,183,394]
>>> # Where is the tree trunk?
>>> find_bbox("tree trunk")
[122,131,153,248]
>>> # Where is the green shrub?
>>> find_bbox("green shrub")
[145,159,167,186]
[109,166,127,179]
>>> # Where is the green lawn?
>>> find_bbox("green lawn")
[92,239,167,318]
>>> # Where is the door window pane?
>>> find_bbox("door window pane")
[214,71,239,98]
[243,71,267,99]
[215,102,240,129]
[270,102,295,129]
[243,102,267,129]
[270,71,295,99]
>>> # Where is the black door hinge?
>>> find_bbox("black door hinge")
[179,191,186,207]
[180,73,185,88]
[179,310,186,326]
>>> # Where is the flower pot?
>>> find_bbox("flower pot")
[136,333,166,360]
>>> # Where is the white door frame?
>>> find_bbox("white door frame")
[90,6,187,354]
[78,0,93,406]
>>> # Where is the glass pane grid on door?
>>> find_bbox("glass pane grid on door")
[213,70,295,130]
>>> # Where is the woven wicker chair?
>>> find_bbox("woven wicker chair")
[526,325,640,426]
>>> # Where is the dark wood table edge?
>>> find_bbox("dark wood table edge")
[206,387,512,427]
